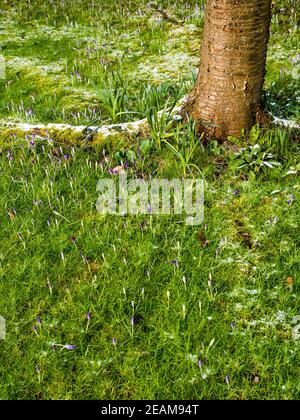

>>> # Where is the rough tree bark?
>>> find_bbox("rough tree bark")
[186,0,272,140]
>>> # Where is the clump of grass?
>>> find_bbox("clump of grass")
[163,118,204,177]
[227,125,300,180]
[95,72,129,124]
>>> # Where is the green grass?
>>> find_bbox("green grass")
[0,0,298,125]
[0,126,299,399]
[0,0,299,400]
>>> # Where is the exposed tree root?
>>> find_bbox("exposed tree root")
[270,115,300,130]
[0,95,298,146]
[0,119,150,146]
[0,96,189,145]
[256,108,300,131]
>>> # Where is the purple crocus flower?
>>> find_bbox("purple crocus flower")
[87,311,92,321]
[139,221,148,230]
[198,359,203,368]
[64,154,69,160]
[112,337,117,346]
[234,189,240,196]
[287,194,295,206]
[71,236,76,243]
[64,344,76,350]
[225,375,229,384]
[37,317,42,324]
[170,259,179,267]
[230,322,235,330]
[130,316,135,327]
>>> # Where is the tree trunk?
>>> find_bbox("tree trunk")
[187,0,272,140]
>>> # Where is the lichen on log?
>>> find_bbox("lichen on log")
[0,96,189,145]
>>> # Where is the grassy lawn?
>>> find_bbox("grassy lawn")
[0,0,299,400]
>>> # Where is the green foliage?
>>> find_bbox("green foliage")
[95,72,129,123]
[0,0,300,402]
[163,119,204,177]
[260,127,293,160]
[230,143,282,178]
[228,125,299,179]
[262,76,299,122]
[146,99,176,150]
[139,139,152,156]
